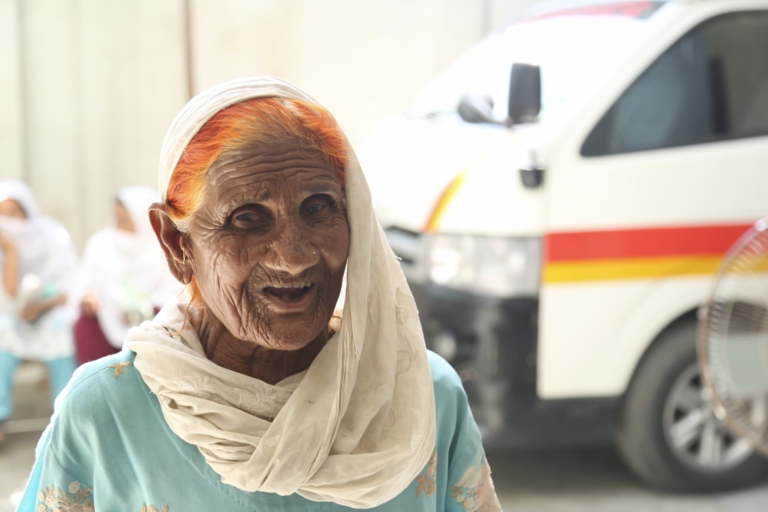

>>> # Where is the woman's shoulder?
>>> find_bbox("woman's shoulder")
[83,226,112,246]
[427,350,465,403]
[52,351,146,427]
[410,352,499,512]
[37,351,151,472]
[81,227,114,258]
[37,216,74,244]
[426,350,475,441]
[66,350,138,387]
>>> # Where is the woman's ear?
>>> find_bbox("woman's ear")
[149,203,192,284]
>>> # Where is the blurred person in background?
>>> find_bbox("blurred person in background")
[0,180,78,444]
[74,185,180,365]
[17,78,500,511]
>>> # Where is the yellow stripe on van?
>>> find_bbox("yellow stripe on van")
[543,255,724,284]
[424,169,468,233]
[423,140,510,233]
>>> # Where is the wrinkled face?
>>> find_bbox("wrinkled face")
[186,139,349,350]
[0,199,27,219]
[115,201,136,233]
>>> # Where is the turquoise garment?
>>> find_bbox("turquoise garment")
[19,350,492,511]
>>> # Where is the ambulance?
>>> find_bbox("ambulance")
[359,0,768,492]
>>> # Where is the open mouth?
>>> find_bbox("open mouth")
[262,283,314,303]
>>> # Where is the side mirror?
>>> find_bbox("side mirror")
[508,63,541,124]
[458,94,497,124]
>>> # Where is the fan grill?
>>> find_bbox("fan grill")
[699,219,768,457]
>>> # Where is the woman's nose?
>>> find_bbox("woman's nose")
[263,222,320,275]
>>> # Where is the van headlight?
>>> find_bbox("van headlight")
[426,235,541,297]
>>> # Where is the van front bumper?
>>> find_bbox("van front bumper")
[410,282,618,447]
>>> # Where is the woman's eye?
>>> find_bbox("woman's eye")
[230,207,268,229]
[301,195,334,219]
[235,212,258,222]
[304,203,326,215]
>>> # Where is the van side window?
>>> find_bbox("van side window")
[581,11,768,157]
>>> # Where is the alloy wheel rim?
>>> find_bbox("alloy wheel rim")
[662,363,753,473]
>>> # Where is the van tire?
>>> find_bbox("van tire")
[616,320,768,492]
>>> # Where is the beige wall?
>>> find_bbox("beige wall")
[0,0,538,249]
[5,0,187,244]
[0,0,24,181]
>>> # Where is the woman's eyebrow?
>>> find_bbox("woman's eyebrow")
[217,187,273,216]
[299,177,342,195]
[303,184,338,195]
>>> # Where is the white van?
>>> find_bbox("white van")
[359,0,768,492]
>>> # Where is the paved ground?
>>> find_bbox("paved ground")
[1,363,52,512]
[2,363,768,511]
[487,449,768,511]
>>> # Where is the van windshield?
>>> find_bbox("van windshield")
[409,4,662,123]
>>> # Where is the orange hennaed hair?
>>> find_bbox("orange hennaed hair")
[165,97,348,305]
[166,97,347,230]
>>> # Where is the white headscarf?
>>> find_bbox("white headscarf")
[0,180,78,303]
[79,185,181,348]
[124,77,436,508]
[116,185,158,238]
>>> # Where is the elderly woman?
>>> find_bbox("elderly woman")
[19,78,500,511]
[75,185,181,365]
[0,181,78,443]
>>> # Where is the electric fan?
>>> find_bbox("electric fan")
[699,218,768,457]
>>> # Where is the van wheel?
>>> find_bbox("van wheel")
[616,320,768,492]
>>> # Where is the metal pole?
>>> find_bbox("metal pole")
[16,0,29,182]
[183,0,195,100]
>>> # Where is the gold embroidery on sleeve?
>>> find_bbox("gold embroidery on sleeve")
[36,481,94,512]
[415,449,437,497]
[450,454,501,512]
[109,362,132,378]
[141,505,169,512]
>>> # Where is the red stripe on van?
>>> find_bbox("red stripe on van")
[546,223,754,262]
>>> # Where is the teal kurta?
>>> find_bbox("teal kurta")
[19,350,495,512]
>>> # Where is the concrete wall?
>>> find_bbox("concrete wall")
[0,0,538,249]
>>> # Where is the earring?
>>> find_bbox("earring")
[182,249,188,264]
